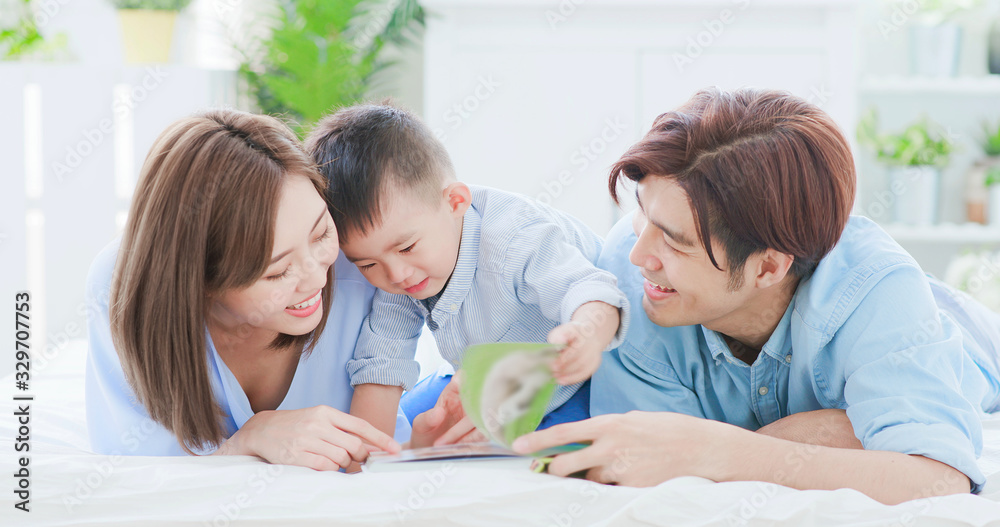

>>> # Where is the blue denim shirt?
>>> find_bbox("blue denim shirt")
[592,213,1000,493]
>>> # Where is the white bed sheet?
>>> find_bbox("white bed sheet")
[2,344,1000,526]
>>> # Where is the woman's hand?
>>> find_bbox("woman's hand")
[409,375,487,448]
[216,405,401,470]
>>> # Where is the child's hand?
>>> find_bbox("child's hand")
[409,374,486,448]
[548,301,621,385]
[547,321,603,385]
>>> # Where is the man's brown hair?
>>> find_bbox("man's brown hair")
[610,87,857,286]
[110,109,332,452]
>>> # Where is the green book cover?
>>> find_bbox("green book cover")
[459,342,562,448]
[363,342,584,473]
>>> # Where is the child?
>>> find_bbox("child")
[305,102,629,443]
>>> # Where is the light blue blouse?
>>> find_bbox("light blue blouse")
[85,239,411,456]
[592,214,1000,493]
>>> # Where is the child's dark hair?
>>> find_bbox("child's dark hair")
[305,101,454,242]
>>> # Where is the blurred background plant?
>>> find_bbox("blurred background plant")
[858,108,955,167]
[945,249,1000,311]
[965,120,1000,225]
[0,0,69,60]
[108,0,192,8]
[909,0,982,26]
[237,0,424,135]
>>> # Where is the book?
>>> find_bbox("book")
[362,442,587,473]
[362,342,585,473]
[459,342,562,447]
[362,443,533,473]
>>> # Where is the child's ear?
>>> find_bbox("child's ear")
[443,182,472,217]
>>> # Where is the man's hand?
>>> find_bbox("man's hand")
[513,411,728,486]
[513,410,971,505]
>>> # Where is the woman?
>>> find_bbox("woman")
[85,109,406,469]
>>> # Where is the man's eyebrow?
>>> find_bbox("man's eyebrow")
[269,209,326,264]
[345,231,417,263]
[652,218,695,247]
[635,188,695,247]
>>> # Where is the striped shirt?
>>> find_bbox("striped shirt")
[348,185,630,410]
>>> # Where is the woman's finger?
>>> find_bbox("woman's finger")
[299,448,351,471]
[327,409,400,454]
[320,427,370,462]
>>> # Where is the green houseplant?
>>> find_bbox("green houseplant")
[110,0,192,63]
[987,166,1000,226]
[858,109,954,225]
[0,0,68,60]
[238,0,424,136]
[964,121,1000,224]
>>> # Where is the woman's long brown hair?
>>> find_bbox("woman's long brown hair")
[109,109,333,453]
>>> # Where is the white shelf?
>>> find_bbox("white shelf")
[859,76,1000,95]
[883,223,1000,244]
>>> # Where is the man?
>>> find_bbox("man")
[513,87,1000,505]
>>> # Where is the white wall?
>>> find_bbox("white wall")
[421,0,859,237]
[0,0,239,377]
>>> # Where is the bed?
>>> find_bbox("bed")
[4,342,1000,526]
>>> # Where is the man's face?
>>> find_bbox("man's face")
[341,189,464,300]
[629,177,755,330]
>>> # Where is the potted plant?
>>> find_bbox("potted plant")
[964,121,1000,224]
[988,167,1000,226]
[111,0,191,63]
[1,0,69,60]
[900,0,980,77]
[238,0,424,135]
[858,109,954,225]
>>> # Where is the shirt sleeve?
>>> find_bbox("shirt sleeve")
[84,242,193,456]
[505,222,631,350]
[347,290,423,390]
[833,263,986,493]
[590,345,706,418]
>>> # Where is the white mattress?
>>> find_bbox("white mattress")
[3,342,1000,526]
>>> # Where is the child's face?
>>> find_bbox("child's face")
[341,184,470,300]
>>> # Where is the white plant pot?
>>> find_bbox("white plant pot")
[889,166,939,225]
[990,185,1000,227]
[910,23,962,77]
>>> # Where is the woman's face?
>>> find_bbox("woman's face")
[208,175,339,342]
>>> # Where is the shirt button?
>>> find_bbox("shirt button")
[785,354,792,363]
[450,303,458,311]
[758,386,769,396]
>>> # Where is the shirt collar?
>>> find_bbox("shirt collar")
[426,204,481,316]
[701,298,795,366]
